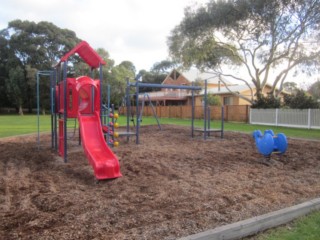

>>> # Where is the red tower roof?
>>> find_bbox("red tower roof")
[56,41,106,68]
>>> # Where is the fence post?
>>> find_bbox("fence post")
[308,109,311,129]
[225,105,228,121]
[249,107,252,124]
[275,108,279,126]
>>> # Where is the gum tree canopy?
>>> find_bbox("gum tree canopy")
[0,20,80,113]
[168,0,320,103]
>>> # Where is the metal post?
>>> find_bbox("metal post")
[107,84,111,146]
[99,63,103,121]
[146,94,161,130]
[221,106,224,138]
[191,83,195,138]
[63,61,68,163]
[126,78,130,142]
[37,70,55,150]
[207,107,211,137]
[53,70,58,151]
[36,72,40,149]
[111,104,115,145]
[204,79,208,140]
[136,81,140,144]
[50,72,54,149]
[129,82,201,91]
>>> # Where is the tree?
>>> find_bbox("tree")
[150,60,177,74]
[0,31,11,109]
[283,81,298,94]
[308,79,320,101]
[0,20,81,112]
[251,94,281,108]
[168,0,320,104]
[6,66,26,114]
[108,62,136,107]
[206,94,221,106]
[136,70,167,92]
[284,89,319,109]
[118,61,136,75]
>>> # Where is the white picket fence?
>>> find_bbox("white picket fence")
[250,108,320,129]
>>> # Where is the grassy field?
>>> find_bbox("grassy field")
[251,210,320,240]
[0,114,320,139]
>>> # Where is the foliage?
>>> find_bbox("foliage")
[5,66,26,114]
[308,80,320,101]
[168,0,320,103]
[137,70,167,92]
[151,60,177,74]
[206,94,221,106]
[118,61,136,74]
[0,20,81,113]
[7,20,80,69]
[108,61,136,107]
[283,82,298,94]
[251,95,281,109]
[284,89,319,109]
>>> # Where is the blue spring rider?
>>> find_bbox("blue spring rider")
[252,130,288,157]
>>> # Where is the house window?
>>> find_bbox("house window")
[223,96,233,105]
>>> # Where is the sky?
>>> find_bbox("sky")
[0,0,208,71]
[0,0,317,88]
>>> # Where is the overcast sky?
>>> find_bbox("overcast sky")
[0,0,208,71]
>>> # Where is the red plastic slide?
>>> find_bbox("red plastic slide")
[78,111,122,180]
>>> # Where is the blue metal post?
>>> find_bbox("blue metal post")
[207,107,211,137]
[204,79,208,140]
[146,94,161,130]
[99,63,103,121]
[37,71,54,150]
[129,82,201,91]
[53,70,58,151]
[50,72,54,149]
[63,61,68,163]
[191,82,195,138]
[126,78,130,142]
[107,84,111,146]
[36,73,40,149]
[135,81,140,144]
[221,106,224,138]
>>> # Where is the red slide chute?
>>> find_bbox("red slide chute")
[77,76,122,180]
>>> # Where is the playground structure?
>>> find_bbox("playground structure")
[36,42,225,179]
[252,129,288,158]
[124,78,225,144]
[37,41,121,180]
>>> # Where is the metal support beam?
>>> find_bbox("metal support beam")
[129,82,201,91]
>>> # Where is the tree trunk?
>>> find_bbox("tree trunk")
[19,105,24,116]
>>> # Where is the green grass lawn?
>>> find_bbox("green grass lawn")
[1,114,319,139]
[252,210,320,240]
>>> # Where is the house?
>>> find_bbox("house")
[139,69,287,106]
[138,69,191,106]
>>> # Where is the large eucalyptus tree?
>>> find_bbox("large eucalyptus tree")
[168,0,320,103]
